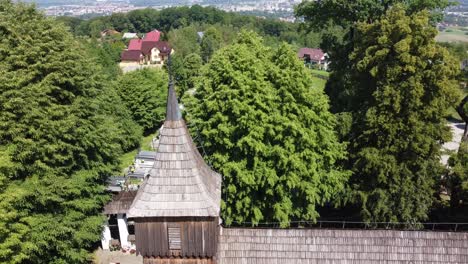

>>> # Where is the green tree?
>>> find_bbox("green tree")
[55,16,83,35]
[345,7,460,223]
[186,32,348,227]
[83,39,125,77]
[447,141,468,211]
[116,69,168,133]
[127,8,160,33]
[88,18,111,38]
[168,25,201,58]
[200,27,222,62]
[182,53,203,92]
[295,0,453,114]
[0,1,141,263]
[173,53,203,96]
[108,13,135,32]
[446,96,468,213]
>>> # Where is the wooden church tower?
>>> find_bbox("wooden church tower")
[127,72,222,264]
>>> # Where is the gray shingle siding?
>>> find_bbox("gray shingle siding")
[218,228,468,263]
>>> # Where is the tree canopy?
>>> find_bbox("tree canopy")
[0,1,141,263]
[342,6,460,223]
[200,27,222,62]
[296,0,453,114]
[116,68,168,133]
[186,32,349,227]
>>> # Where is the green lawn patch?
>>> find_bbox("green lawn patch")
[436,27,468,43]
[310,69,330,77]
[117,130,159,174]
[311,75,327,90]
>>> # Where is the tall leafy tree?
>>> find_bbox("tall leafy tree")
[295,0,453,113]
[0,1,140,263]
[83,39,125,77]
[173,53,203,96]
[168,25,201,58]
[200,27,222,62]
[127,8,160,33]
[344,6,460,223]
[446,96,468,212]
[186,32,348,227]
[447,141,468,212]
[116,68,168,133]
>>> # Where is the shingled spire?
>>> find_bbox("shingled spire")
[165,65,181,121]
[127,57,221,219]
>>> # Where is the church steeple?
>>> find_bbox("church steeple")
[165,58,182,121]
[128,55,221,219]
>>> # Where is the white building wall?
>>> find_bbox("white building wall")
[117,214,130,248]
[101,222,112,250]
[151,48,161,64]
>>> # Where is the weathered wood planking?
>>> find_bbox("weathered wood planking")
[218,228,468,263]
[135,217,218,258]
[103,191,137,215]
[143,257,215,264]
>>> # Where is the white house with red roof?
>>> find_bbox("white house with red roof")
[298,47,329,70]
[120,30,173,69]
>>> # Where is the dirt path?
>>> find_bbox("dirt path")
[94,249,142,264]
[441,121,464,165]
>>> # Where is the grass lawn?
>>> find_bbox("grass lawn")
[117,131,158,174]
[311,75,327,90]
[448,87,468,121]
[310,69,330,78]
[436,27,468,42]
[117,149,138,175]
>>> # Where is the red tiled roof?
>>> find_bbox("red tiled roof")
[141,41,158,56]
[298,48,325,61]
[121,50,143,61]
[154,41,172,55]
[138,41,172,56]
[128,39,142,50]
[143,30,161,42]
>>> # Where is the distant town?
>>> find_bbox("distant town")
[36,0,301,21]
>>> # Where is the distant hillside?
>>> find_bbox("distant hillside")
[20,0,94,7]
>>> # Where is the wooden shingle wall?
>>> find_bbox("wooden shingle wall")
[218,228,468,263]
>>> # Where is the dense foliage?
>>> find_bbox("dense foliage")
[296,0,465,223]
[83,39,126,77]
[58,5,320,50]
[349,7,460,223]
[171,53,203,96]
[116,69,168,133]
[0,1,141,263]
[296,0,452,114]
[447,94,468,212]
[200,27,222,62]
[447,141,468,210]
[299,3,461,223]
[186,32,349,227]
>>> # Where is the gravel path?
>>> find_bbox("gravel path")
[94,249,142,264]
[441,121,465,165]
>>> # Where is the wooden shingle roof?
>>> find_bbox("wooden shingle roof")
[104,191,138,215]
[127,79,221,218]
[218,228,468,263]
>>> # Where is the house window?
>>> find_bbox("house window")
[168,226,181,250]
